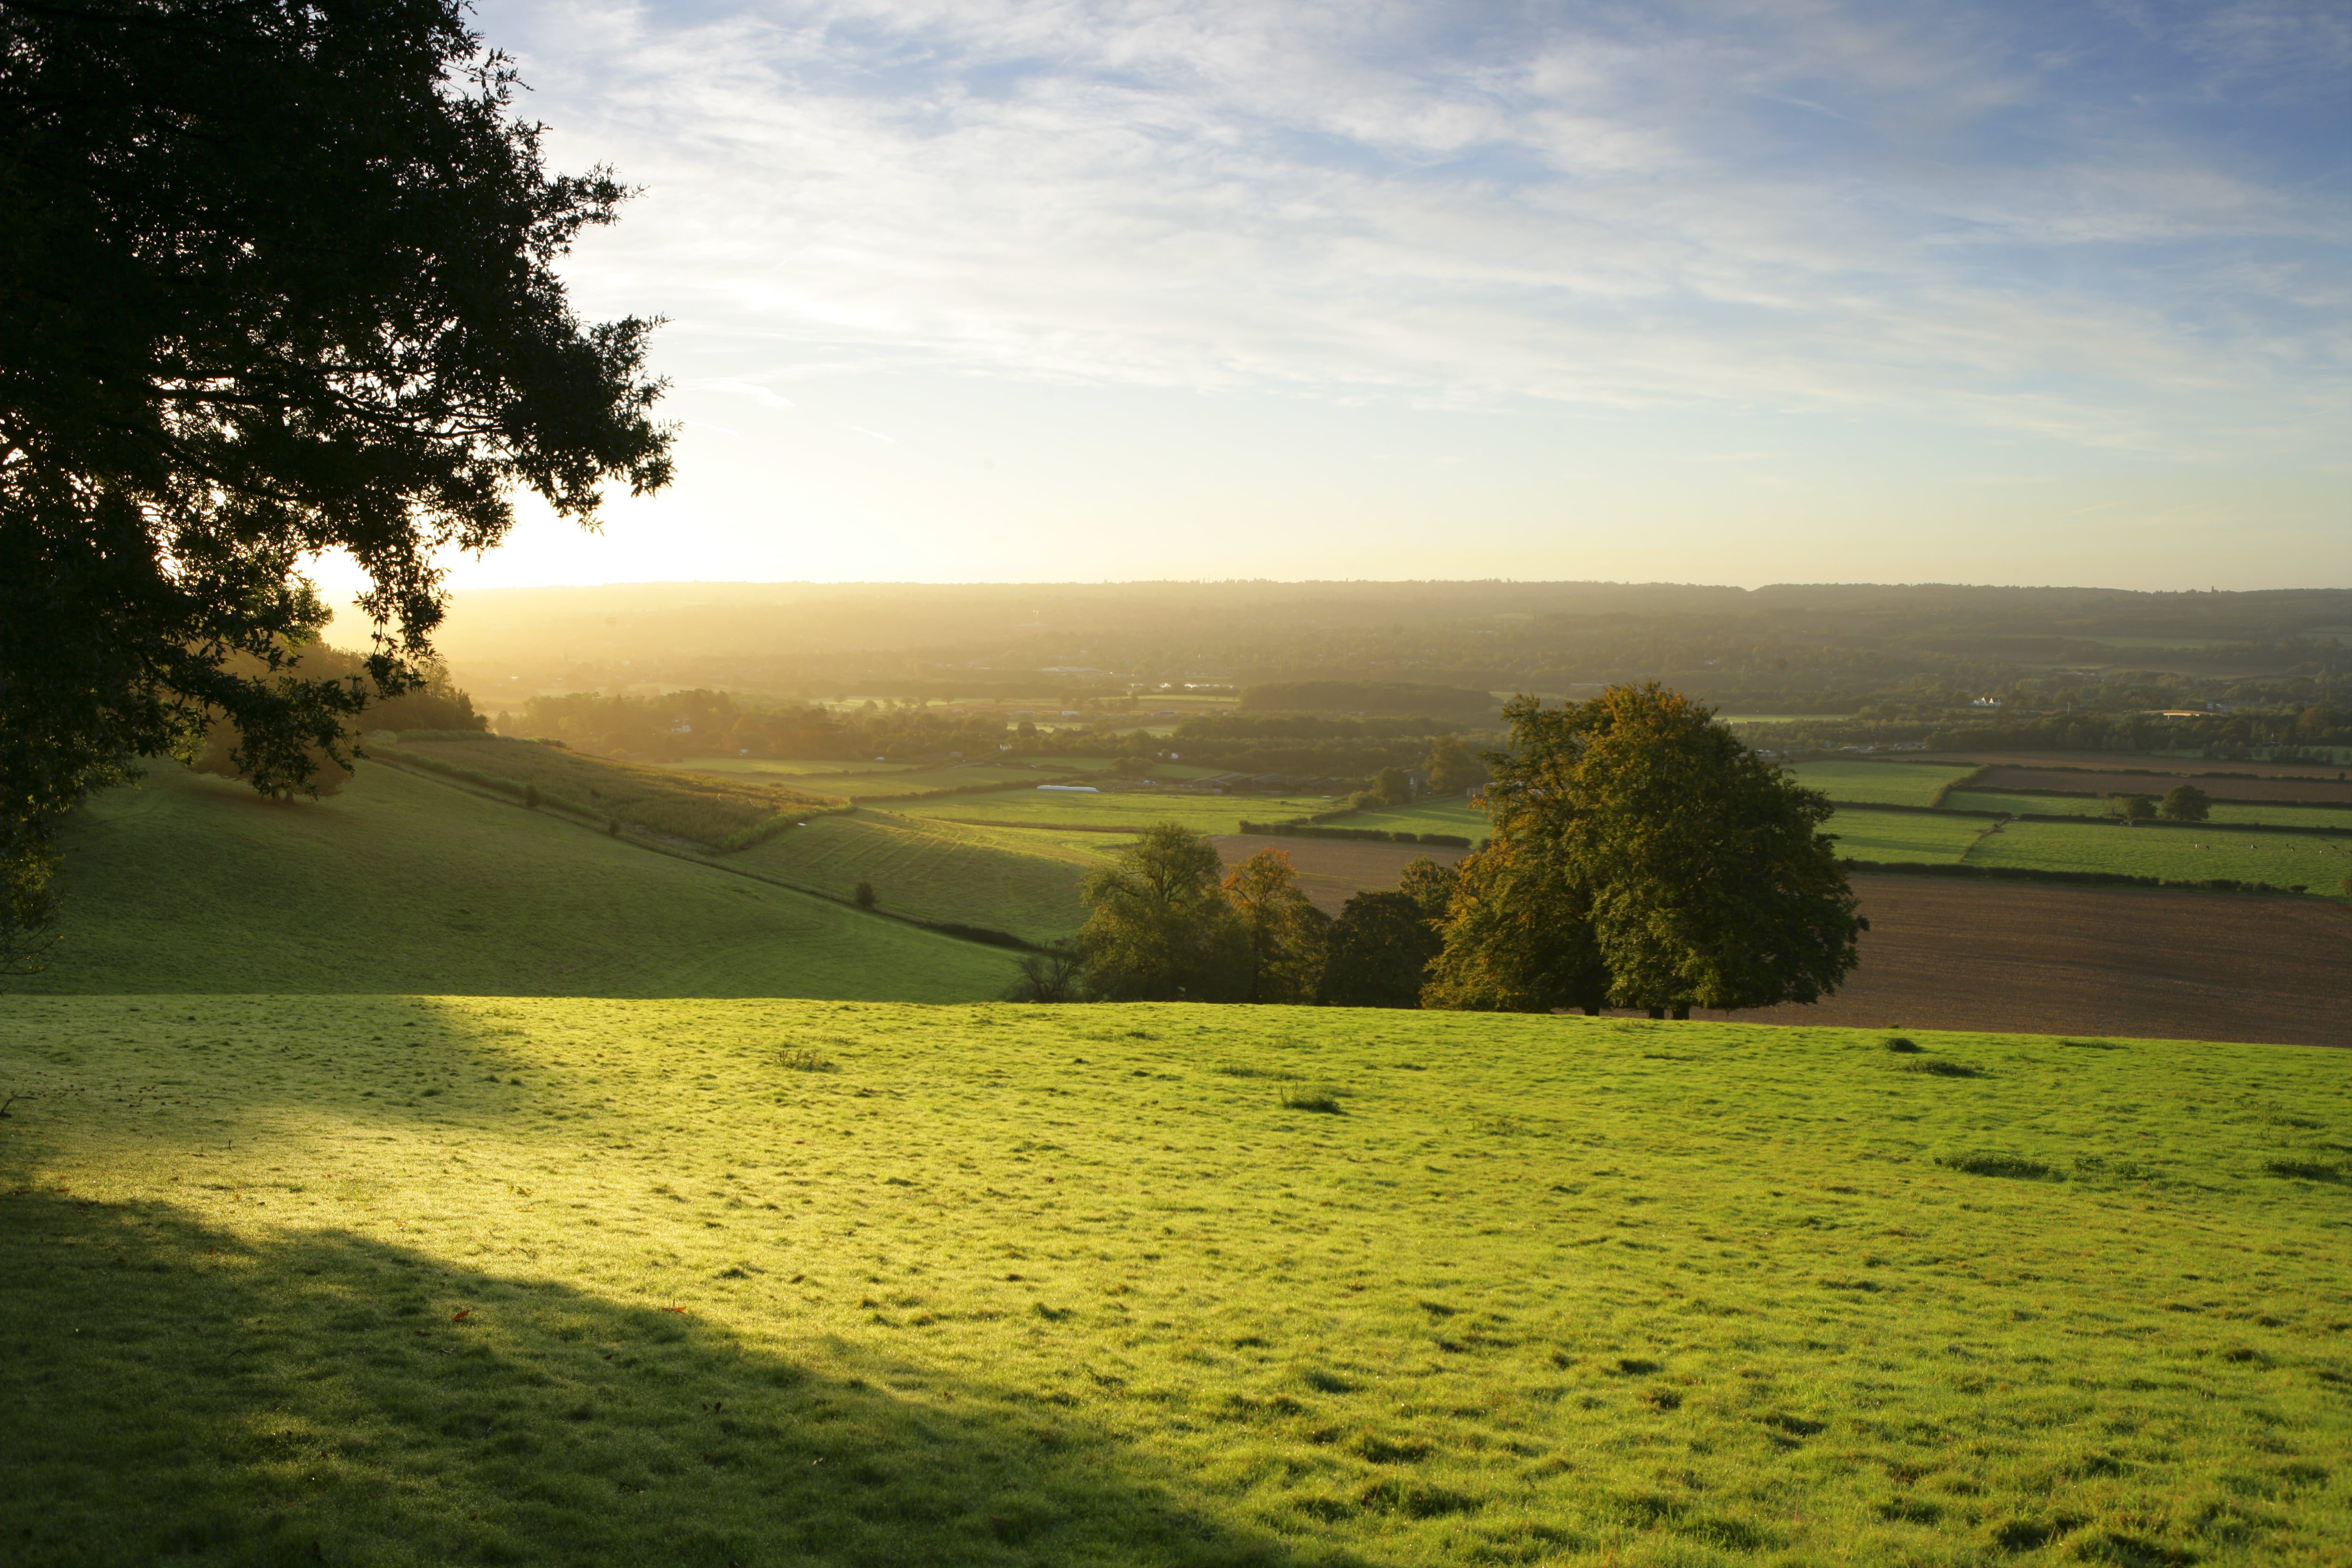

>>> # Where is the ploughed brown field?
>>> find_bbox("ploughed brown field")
[1217,836,2352,1048]
[1969,765,2352,805]
[1217,833,1470,915]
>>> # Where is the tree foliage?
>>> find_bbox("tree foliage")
[1220,848,1329,1004]
[0,0,672,966]
[2159,784,2211,823]
[1077,824,1251,1002]
[1427,685,1864,1017]
[1424,735,1487,794]
[1320,858,1455,1009]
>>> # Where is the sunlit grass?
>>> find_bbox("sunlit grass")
[5,996,2348,1565]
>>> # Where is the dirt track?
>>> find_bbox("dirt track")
[1217,836,2352,1047]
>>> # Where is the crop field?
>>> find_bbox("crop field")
[1821,807,1984,863]
[898,787,1344,835]
[677,759,919,780]
[738,812,1120,940]
[1971,768,2352,807]
[1969,819,2352,890]
[376,735,818,849]
[1946,791,2352,831]
[21,767,1013,1001]
[3,997,2349,1568]
[1309,798,1490,839]
[1782,762,1979,807]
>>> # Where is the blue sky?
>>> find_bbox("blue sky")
[386,0,2349,590]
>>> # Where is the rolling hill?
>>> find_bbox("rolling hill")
[18,764,1016,1000]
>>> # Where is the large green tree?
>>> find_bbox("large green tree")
[1077,824,1252,1002]
[1428,685,1863,1018]
[0,0,672,967]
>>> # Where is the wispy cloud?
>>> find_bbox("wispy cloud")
[491,0,2350,455]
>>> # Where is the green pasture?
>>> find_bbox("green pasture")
[1947,791,2352,831]
[1312,798,1490,839]
[1967,819,2352,891]
[3,998,2348,1567]
[898,787,1344,835]
[739,812,1117,940]
[676,758,920,779]
[20,767,1013,1000]
[375,735,819,848]
[1783,761,1980,807]
[1822,807,1985,863]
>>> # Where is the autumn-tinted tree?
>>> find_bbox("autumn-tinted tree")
[0,0,672,968]
[1220,848,1330,1004]
[1372,766,1413,806]
[1077,823,1251,1002]
[2160,784,2211,823]
[1427,685,1863,1019]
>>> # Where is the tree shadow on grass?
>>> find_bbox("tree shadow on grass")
[0,1192,1359,1568]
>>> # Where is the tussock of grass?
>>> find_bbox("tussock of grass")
[2,999,2348,1567]
[776,1048,838,1073]
[1903,1058,1987,1078]
[1279,1086,1344,1113]
[1884,1035,1923,1053]
[1937,1151,2063,1180]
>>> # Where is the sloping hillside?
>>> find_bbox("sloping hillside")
[21,765,1014,999]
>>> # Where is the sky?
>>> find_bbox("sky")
[337,0,2351,594]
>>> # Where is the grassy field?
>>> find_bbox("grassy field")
[898,787,1344,835]
[1948,791,2352,832]
[3,997,2348,1567]
[1823,807,1985,863]
[1968,819,2352,891]
[737,812,1119,940]
[1307,798,1490,839]
[376,735,820,849]
[1784,762,1981,807]
[21,767,1014,1000]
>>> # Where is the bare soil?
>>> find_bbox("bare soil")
[1224,836,2352,1048]
[1716,876,2352,1047]
[1970,766,2352,805]
[1216,833,1468,914]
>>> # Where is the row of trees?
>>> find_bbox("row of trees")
[1009,827,1457,1008]
[1031,686,1866,1017]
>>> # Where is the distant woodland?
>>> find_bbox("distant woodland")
[423,582,2352,765]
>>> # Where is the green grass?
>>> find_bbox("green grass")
[897,787,1345,834]
[4,998,2349,1567]
[1308,798,1489,839]
[736,811,1122,940]
[1967,818,2352,890]
[22,766,1014,999]
[1784,761,1981,807]
[1823,806,1986,863]
[376,735,819,849]
[1949,791,2352,831]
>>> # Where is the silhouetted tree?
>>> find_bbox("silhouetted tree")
[1004,942,1083,1003]
[0,0,672,967]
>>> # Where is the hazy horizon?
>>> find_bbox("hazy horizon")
[318,0,2351,598]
